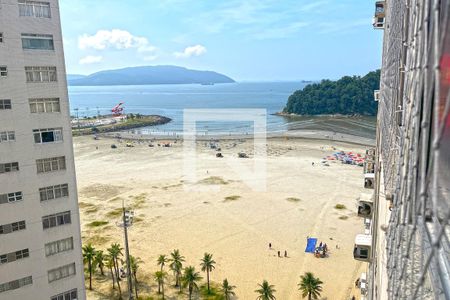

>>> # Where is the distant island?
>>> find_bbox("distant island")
[67,65,235,86]
[283,70,380,116]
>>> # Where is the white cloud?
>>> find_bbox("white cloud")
[174,45,207,58]
[143,55,158,61]
[78,29,155,52]
[79,55,103,64]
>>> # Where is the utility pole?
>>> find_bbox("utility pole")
[116,200,134,299]
[74,108,80,134]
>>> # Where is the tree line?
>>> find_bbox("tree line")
[83,243,324,299]
[284,70,381,116]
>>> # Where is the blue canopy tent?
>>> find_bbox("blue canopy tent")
[305,238,318,253]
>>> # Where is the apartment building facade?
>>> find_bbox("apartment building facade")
[0,0,85,299]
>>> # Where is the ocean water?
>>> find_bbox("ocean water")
[68,82,376,138]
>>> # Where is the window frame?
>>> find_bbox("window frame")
[0,162,19,174]
[0,66,7,77]
[36,156,66,173]
[18,0,51,18]
[42,211,71,230]
[0,99,12,110]
[33,128,63,144]
[39,184,69,202]
[29,98,60,113]
[25,66,57,83]
[21,33,54,50]
[0,131,15,142]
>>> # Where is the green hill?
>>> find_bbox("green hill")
[283,70,380,116]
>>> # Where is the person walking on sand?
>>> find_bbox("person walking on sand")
[284,250,287,257]
[269,243,272,249]
[277,251,280,257]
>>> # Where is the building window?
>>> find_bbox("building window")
[0,221,26,235]
[25,66,57,82]
[29,98,60,113]
[36,156,66,173]
[33,128,63,144]
[0,131,15,142]
[19,0,51,18]
[0,276,32,293]
[0,66,7,77]
[0,249,30,265]
[51,288,77,300]
[42,211,71,229]
[0,192,23,204]
[47,263,76,283]
[0,99,12,110]
[22,33,54,50]
[40,184,69,201]
[45,237,73,256]
[0,162,19,173]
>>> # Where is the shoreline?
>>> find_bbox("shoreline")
[97,129,375,146]
[71,115,172,136]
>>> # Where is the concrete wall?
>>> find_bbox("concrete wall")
[0,0,85,299]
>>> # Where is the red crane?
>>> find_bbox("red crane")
[111,102,124,116]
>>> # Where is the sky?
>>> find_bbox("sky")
[59,0,383,81]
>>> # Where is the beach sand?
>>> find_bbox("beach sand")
[75,135,369,299]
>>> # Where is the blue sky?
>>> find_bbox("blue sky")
[60,0,383,81]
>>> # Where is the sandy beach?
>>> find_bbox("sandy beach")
[75,133,370,299]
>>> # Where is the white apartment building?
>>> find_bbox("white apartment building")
[0,1,85,299]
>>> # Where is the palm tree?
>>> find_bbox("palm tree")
[298,272,323,300]
[82,244,96,290]
[255,280,276,300]
[105,255,116,289]
[221,278,236,300]
[182,266,202,300]
[154,271,167,299]
[169,249,185,290]
[94,250,105,276]
[157,254,169,272]
[107,243,123,297]
[200,252,216,294]
[129,255,141,299]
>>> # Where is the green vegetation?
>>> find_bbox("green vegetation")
[106,208,123,218]
[298,272,323,299]
[339,215,349,220]
[170,249,185,291]
[334,204,346,210]
[255,280,276,300]
[224,195,241,202]
[72,114,171,136]
[221,279,236,300]
[87,220,109,227]
[286,197,301,202]
[182,266,202,300]
[199,176,229,185]
[80,242,324,299]
[200,253,216,294]
[284,70,380,115]
[82,244,96,290]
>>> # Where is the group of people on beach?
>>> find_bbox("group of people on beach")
[269,243,288,258]
[315,241,328,258]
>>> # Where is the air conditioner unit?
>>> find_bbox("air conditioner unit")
[364,173,375,189]
[358,201,373,218]
[353,234,372,261]
[364,160,375,174]
[373,17,385,29]
[374,90,380,101]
